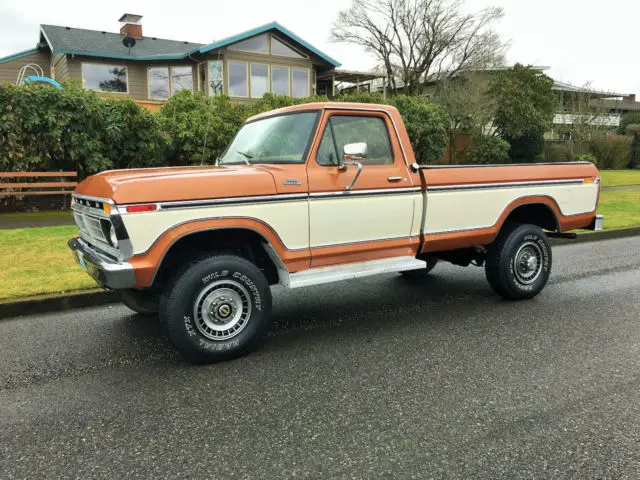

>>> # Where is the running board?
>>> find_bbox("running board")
[287,256,426,289]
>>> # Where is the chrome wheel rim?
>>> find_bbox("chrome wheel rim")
[513,241,543,285]
[193,280,252,341]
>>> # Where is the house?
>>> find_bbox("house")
[0,14,376,110]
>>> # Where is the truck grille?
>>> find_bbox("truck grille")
[71,197,119,259]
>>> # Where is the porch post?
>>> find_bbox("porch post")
[332,74,335,98]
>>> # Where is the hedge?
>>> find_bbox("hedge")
[588,135,633,170]
[0,85,449,176]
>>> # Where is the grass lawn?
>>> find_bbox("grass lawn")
[600,170,640,187]
[595,189,640,230]
[0,225,96,301]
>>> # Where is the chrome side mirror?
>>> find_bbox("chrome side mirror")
[339,142,366,191]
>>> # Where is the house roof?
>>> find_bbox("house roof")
[552,80,629,98]
[39,24,203,60]
[15,21,341,67]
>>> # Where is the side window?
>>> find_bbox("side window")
[329,116,393,166]
[317,124,339,166]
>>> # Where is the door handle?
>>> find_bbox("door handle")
[387,176,402,182]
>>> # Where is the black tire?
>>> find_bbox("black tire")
[117,289,160,315]
[162,254,272,364]
[399,257,438,277]
[485,223,552,300]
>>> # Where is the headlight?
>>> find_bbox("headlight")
[108,223,119,248]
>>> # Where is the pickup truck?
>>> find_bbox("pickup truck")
[68,102,604,363]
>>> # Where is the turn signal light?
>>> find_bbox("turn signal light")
[103,203,111,215]
[126,204,158,213]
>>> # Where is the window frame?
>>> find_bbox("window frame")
[269,35,309,59]
[227,33,270,55]
[207,60,224,96]
[291,67,310,99]
[82,62,129,94]
[146,65,194,100]
[315,113,395,167]
[250,62,270,99]
[227,60,249,98]
[270,64,291,96]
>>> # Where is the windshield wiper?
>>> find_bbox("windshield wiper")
[237,150,253,165]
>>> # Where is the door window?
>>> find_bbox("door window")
[316,116,393,166]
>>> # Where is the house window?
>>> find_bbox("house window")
[148,67,170,100]
[250,64,269,98]
[271,66,290,96]
[228,33,269,54]
[228,61,248,97]
[171,66,193,93]
[147,66,194,100]
[208,60,223,96]
[271,36,305,58]
[82,63,127,93]
[292,68,309,98]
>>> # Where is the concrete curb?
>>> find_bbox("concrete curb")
[1,227,639,319]
[0,290,119,319]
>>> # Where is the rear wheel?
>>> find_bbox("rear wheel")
[485,223,552,300]
[399,257,438,277]
[118,289,159,316]
[162,254,272,364]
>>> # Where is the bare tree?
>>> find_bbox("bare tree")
[331,0,506,94]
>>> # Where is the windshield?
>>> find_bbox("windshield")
[218,111,319,165]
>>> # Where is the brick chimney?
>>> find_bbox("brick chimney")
[118,13,143,39]
[623,94,636,102]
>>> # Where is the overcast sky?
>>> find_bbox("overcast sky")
[1,0,638,96]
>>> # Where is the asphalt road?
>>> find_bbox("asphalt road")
[2,237,640,479]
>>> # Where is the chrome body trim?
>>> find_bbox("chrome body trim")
[68,237,136,289]
[121,193,308,212]
[427,179,585,192]
[71,193,115,204]
[287,256,426,289]
[309,187,421,198]
[412,161,592,170]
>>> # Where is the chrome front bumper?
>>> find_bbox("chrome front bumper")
[68,237,136,289]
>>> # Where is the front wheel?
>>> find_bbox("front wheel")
[485,223,552,300]
[162,255,272,364]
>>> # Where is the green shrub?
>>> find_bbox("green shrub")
[617,112,640,135]
[466,135,510,164]
[0,83,168,176]
[506,131,545,162]
[588,135,632,169]
[545,142,572,163]
[576,153,597,164]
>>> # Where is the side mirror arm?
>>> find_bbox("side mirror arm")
[339,159,363,191]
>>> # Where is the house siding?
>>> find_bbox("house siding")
[51,53,68,82]
[0,51,51,85]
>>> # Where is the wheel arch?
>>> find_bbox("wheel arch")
[499,198,560,233]
[135,223,293,290]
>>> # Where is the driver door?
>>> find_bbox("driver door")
[306,110,419,267]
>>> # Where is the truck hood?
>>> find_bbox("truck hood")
[74,166,278,204]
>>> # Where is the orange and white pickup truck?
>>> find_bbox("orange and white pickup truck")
[69,102,603,363]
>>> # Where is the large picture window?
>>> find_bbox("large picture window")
[271,36,305,58]
[208,60,223,96]
[271,66,289,96]
[229,61,248,97]
[292,68,309,98]
[250,64,269,98]
[228,33,269,54]
[82,63,127,93]
[148,66,194,100]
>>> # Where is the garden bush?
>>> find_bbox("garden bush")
[465,135,510,164]
[1,84,450,173]
[0,83,168,177]
[588,135,632,169]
